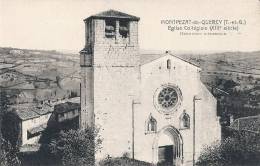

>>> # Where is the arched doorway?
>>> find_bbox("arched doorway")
[153,126,183,166]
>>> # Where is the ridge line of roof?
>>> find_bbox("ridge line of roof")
[140,51,200,68]
[168,52,200,68]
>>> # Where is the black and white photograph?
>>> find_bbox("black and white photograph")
[0,0,260,165]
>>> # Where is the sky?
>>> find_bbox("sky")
[0,0,260,52]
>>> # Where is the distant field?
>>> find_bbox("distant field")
[177,51,260,87]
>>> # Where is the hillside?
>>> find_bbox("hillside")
[1,47,260,122]
[0,47,80,104]
[181,51,260,123]
[184,51,260,85]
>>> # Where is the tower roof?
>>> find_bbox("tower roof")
[84,9,140,21]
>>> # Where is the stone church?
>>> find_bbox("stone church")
[80,10,221,165]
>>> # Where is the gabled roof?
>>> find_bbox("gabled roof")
[140,53,165,65]
[10,103,53,121]
[140,51,200,68]
[15,108,40,121]
[84,9,140,21]
[54,102,80,114]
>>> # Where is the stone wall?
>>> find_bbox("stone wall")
[80,18,141,159]
[133,54,221,164]
[80,14,221,165]
[93,19,139,67]
[21,113,51,145]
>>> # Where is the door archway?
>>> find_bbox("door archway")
[153,126,183,165]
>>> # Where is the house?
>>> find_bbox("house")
[2,98,80,152]
[6,103,53,148]
[54,102,80,123]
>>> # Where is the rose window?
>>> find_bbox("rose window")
[158,87,178,109]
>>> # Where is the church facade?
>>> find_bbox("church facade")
[80,10,221,165]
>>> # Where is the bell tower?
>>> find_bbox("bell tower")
[83,9,140,66]
[80,9,140,134]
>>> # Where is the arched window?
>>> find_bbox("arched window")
[146,114,157,134]
[105,19,116,38]
[180,111,190,129]
[167,59,171,69]
[119,20,129,38]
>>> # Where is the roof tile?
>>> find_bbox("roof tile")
[10,103,53,121]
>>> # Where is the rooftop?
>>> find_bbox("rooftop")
[10,103,53,121]
[140,51,200,68]
[84,9,140,21]
[54,102,80,114]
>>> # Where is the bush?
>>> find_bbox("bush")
[197,131,260,166]
[48,127,102,166]
[99,156,152,166]
[0,138,21,166]
[1,111,20,146]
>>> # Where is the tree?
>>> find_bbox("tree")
[1,111,20,146]
[48,127,102,166]
[0,138,21,166]
[0,90,9,139]
[197,131,260,166]
[0,90,20,166]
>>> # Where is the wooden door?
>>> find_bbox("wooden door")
[158,145,174,165]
